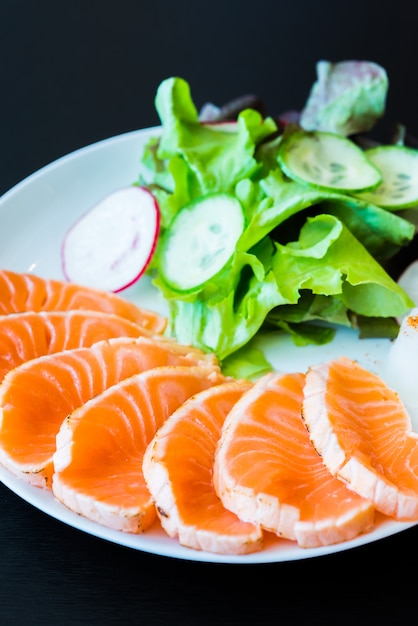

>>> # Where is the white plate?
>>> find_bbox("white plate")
[0,127,416,564]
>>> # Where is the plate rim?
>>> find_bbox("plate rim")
[0,126,161,204]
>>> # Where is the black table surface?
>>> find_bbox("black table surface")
[1,2,418,624]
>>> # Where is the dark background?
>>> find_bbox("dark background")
[2,1,418,624]
[2,0,418,196]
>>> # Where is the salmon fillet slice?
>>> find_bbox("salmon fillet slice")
[213,371,375,548]
[52,365,224,533]
[143,380,263,555]
[0,336,219,488]
[0,310,153,383]
[0,269,166,333]
[302,356,418,520]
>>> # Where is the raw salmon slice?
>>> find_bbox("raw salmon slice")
[0,335,219,488]
[52,365,224,533]
[302,356,418,520]
[213,371,375,548]
[143,379,263,555]
[0,310,153,383]
[0,269,166,333]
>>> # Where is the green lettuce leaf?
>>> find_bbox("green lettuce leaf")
[155,77,277,203]
[300,60,388,135]
[219,341,273,380]
[272,214,414,316]
[158,239,286,359]
[139,74,414,366]
[237,167,414,258]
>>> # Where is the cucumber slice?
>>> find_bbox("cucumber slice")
[355,145,418,209]
[159,193,245,292]
[278,130,382,192]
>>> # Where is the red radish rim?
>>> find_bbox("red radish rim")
[61,185,160,293]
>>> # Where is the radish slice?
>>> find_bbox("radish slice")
[62,186,160,293]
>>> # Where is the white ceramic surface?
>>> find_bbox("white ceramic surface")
[0,128,415,563]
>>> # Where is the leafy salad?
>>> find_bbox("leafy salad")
[135,61,417,377]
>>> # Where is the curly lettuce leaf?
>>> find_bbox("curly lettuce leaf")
[216,341,273,380]
[272,214,414,316]
[139,74,414,365]
[165,270,284,360]
[300,60,388,135]
[156,214,412,360]
[154,238,286,359]
[321,198,414,260]
[155,77,277,204]
[236,167,414,258]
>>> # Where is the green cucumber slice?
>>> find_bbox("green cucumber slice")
[159,193,245,292]
[355,145,418,209]
[278,130,382,192]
